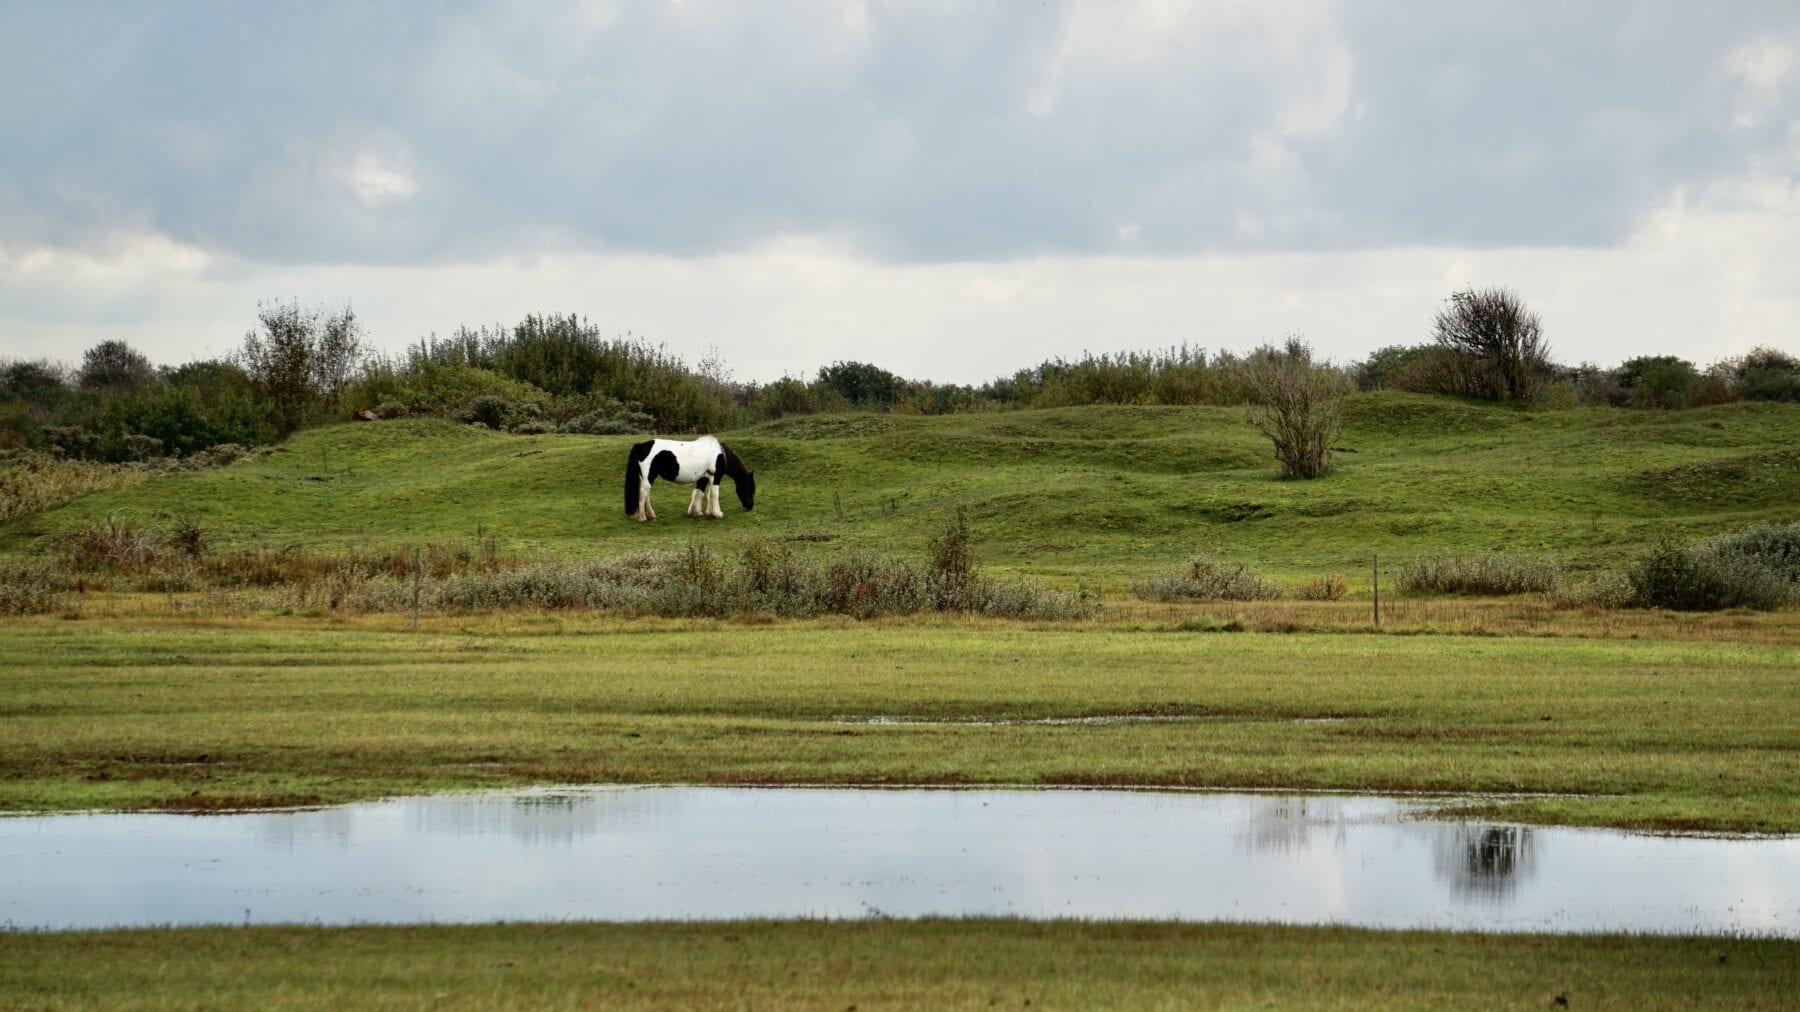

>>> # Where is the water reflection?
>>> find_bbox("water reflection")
[0,788,1792,935]
[1433,826,1537,900]
[1239,796,1350,854]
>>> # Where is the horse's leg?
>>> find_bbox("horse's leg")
[689,478,708,518]
[641,478,656,521]
[707,476,724,518]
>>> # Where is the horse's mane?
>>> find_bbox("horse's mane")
[718,441,750,482]
[623,439,654,517]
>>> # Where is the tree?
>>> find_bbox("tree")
[314,306,365,402]
[77,340,156,392]
[2,360,68,400]
[239,301,363,435]
[1431,286,1550,402]
[1244,336,1349,480]
[817,361,903,407]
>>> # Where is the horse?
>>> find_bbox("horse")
[624,435,756,521]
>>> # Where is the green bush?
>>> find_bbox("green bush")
[1623,535,1794,611]
[452,393,544,431]
[1731,347,1800,403]
[93,386,273,460]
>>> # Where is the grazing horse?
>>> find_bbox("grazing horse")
[624,435,756,521]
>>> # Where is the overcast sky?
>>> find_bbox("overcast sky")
[3,0,1797,382]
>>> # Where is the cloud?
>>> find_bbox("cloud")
[1726,38,1796,127]
[5,1,1794,267]
[341,155,419,207]
[5,164,1794,379]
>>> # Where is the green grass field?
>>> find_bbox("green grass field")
[5,399,1798,1005]
[7,395,1799,581]
[4,921,1795,1010]
[4,615,1795,831]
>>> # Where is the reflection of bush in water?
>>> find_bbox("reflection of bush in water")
[1434,826,1535,899]
[1240,797,1349,854]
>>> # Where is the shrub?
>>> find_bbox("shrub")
[1732,347,1800,403]
[1134,554,1281,601]
[1431,286,1551,402]
[0,560,69,615]
[1622,534,1794,611]
[452,394,542,431]
[559,414,647,435]
[558,397,657,435]
[1243,336,1348,479]
[928,507,976,609]
[1396,553,1562,595]
[1619,356,1700,410]
[56,515,167,572]
[1702,521,1800,587]
[1293,575,1347,601]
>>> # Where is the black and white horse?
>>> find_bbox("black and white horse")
[624,436,756,521]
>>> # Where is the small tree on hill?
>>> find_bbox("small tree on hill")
[1244,336,1348,480]
[1432,286,1550,402]
[78,340,156,393]
[240,300,363,435]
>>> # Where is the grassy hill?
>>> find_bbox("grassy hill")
[5,393,1798,582]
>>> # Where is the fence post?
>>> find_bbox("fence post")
[1372,554,1380,630]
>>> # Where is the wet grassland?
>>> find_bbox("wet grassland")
[3,612,1795,833]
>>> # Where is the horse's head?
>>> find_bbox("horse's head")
[736,470,756,511]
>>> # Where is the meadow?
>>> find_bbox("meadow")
[3,397,1798,1006]
[7,393,1799,585]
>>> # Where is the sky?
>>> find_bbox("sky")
[2,0,1797,384]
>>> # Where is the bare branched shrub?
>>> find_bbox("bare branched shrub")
[1293,575,1347,601]
[1432,287,1551,402]
[56,515,167,572]
[928,507,976,609]
[1397,553,1563,596]
[1244,336,1349,480]
[1134,554,1281,601]
[0,560,70,615]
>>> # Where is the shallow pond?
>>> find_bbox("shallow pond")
[2,787,1794,934]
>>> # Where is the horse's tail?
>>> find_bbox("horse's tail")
[624,440,652,516]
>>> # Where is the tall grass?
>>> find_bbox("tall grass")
[1,454,152,523]
[1396,553,1562,596]
[34,515,1092,621]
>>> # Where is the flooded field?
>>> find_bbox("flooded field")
[2,787,1794,934]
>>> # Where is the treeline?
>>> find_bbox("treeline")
[4,289,1799,463]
